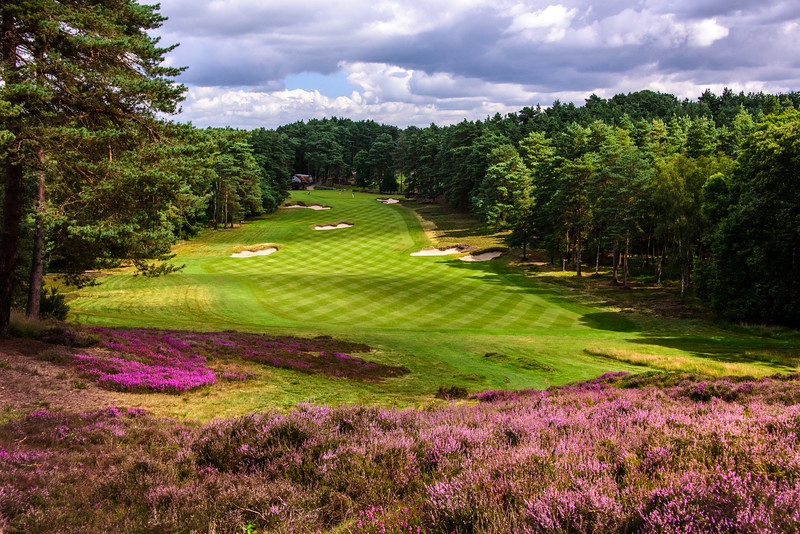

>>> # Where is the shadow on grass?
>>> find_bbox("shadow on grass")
[580,312,638,332]
[444,257,800,371]
[443,258,639,332]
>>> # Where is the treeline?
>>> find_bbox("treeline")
[2,0,797,334]
[272,89,799,326]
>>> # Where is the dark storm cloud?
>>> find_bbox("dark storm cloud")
[153,0,800,127]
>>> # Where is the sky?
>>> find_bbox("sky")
[152,0,800,129]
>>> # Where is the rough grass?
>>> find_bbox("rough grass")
[583,346,785,377]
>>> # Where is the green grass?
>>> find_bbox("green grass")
[67,190,799,416]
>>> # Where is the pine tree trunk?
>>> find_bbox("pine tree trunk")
[595,242,600,275]
[622,231,630,288]
[0,12,22,337]
[575,226,582,277]
[223,187,228,229]
[0,161,24,337]
[27,147,47,319]
[612,241,620,285]
[212,180,219,229]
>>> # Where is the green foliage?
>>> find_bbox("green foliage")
[0,0,188,335]
[697,109,800,326]
[132,259,186,278]
[471,144,531,227]
[39,287,69,321]
[353,150,372,188]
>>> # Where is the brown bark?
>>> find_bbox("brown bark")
[223,186,228,229]
[0,161,24,337]
[0,9,22,337]
[622,230,630,288]
[595,243,600,275]
[26,147,47,318]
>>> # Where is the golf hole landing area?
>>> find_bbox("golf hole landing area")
[313,222,354,230]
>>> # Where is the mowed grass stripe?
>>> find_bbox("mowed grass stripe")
[70,191,593,334]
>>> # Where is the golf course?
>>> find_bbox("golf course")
[61,189,796,416]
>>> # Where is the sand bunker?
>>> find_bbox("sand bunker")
[313,223,353,230]
[284,203,331,210]
[410,247,463,256]
[459,251,502,262]
[230,247,277,258]
[377,198,400,204]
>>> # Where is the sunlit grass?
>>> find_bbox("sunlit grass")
[65,190,800,412]
[583,346,787,377]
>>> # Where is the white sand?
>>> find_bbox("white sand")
[313,223,353,230]
[230,247,277,258]
[459,251,502,262]
[410,247,463,256]
[377,198,400,204]
[284,204,331,210]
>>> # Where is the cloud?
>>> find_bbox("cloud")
[154,0,800,128]
[506,4,578,42]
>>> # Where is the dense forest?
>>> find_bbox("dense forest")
[1,0,798,332]
[272,90,800,327]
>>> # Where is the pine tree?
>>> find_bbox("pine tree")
[0,0,185,336]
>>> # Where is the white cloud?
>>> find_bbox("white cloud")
[561,9,713,48]
[688,18,729,47]
[506,4,578,42]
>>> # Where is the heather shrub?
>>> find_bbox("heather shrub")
[76,327,404,391]
[339,505,423,534]
[39,325,97,347]
[639,468,800,532]
[4,374,800,532]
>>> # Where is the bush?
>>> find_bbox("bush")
[39,287,69,320]
[39,325,98,348]
[435,385,469,400]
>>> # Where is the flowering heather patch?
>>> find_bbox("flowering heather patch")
[73,353,216,394]
[71,329,216,394]
[85,327,407,384]
[3,372,800,532]
[42,326,401,395]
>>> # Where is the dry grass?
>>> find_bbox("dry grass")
[583,346,780,377]
[404,199,508,251]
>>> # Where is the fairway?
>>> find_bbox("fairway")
[68,190,793,412]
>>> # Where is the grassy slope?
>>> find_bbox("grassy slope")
[67,190,796,417]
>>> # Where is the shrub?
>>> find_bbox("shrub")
[39,325,98,348]
[39,287,69,320]
[435,385,469,400]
